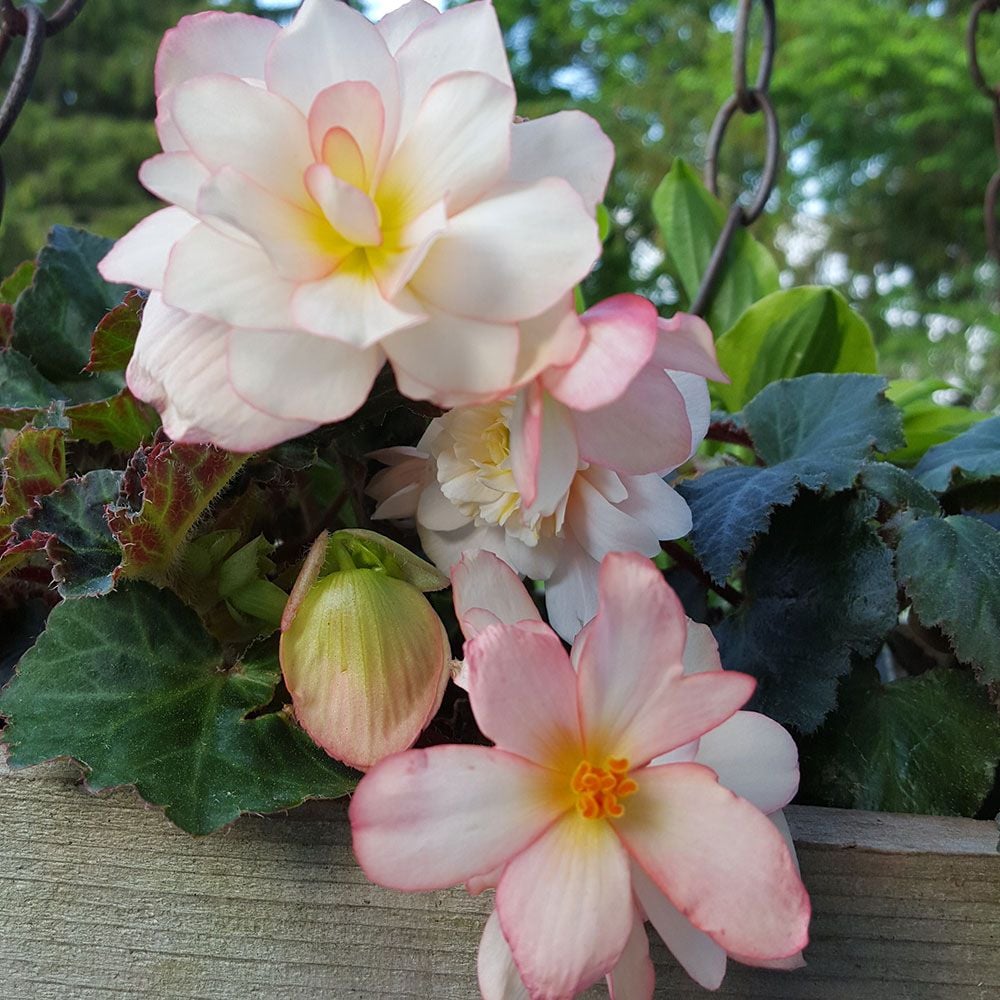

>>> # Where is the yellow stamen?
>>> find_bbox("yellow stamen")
[571,757,637,820]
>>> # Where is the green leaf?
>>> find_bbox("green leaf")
[913,416,1000,494]
[713,287,878,411]
[651,158,779,335]
[857,462,940,517]
[12,227,130,384]
[85,291,144,373]
[10,469,123,598]
[896,515,1000,683]
[0,261,35,305]
[679,373,904,582]
[884,379,988,466]
[0,582,357,834]
[108,440,248,584]
[64,390,160,451]
[715,492,898,732]
[800,666,1000,816]
[0,349,63,423]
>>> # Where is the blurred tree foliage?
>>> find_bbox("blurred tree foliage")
[1,0,997,405]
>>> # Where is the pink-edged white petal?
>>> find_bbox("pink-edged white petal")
[139,152,209,215]
[655,313,728,383]
[478,909,531,1000]
[452,549,542,640]
[416,478,471,532]
[465,622,581,770]
[305,166,382,248]
[617,762,811,961]
[666,371,710,468]
[682,621,723,675]
[127,294,315,451]
[503,535,560,581]
[572,362,693,476]
[393,0,511,131]
[411,179,600,323]
[307,81,385,188]
[419,520,509,575]
[574,553,756,765]
[565,474,661,563]
[606,910,656,1000]
[170,74,313,206]
[377,0,440,54]
[510,384,578,515]
[163,223,297,329]
[379,71,515,217]
[513,294,587,387]
[695,711,799,814]
[199,167,340,281]
[509,110,614,213]
[542,541,600,642]
[630,863,727,991]
[266,0,400,141]
[349,745,560,891]
[99,207,197,290]
[496,812,633,1000]
[155,12,278,95]
[543,294,658,412]
[227,328,382,423]
[383,310,520,404]
[292,261,426,347]
[617,474,692,541]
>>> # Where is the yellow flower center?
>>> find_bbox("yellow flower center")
[571,757,638,820]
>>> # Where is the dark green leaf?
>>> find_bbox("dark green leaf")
[713,287,878,411]
[12,227,130,383]
[0,349,62,423]
[896,515,1000,683]
[680,373,904,582]
[913,416,1000,493]
[800,666,1000,815]
[0,582,357,833]
[857,462,940,517]
[715,492,898,732]
[651,158,779,335]
[11,469,123,598]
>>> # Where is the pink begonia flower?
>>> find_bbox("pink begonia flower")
[350,552,810,999]
[367,297,726,639]
[98,0,612,451]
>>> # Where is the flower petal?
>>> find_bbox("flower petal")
[416,478,471,532]
[227,328,382,423]
[139,152,209,216]
[574,552,756,765]
[307,81,385,187]
[170,74,313,206]
[419,521,509,575]
[99,207,198,290]
[411,179,600,323]
[665,371,710,469]
[655,313,728,383]
[542,541,600,642]
[630,862,727,990]
[543,294,658,412]
[695,711,800,814]
[478,909,531,1000]
[682,621,723,675]
[155,11,278,95]
[509,110,614,212]
[127,293,315,451]
[452,549,542,640]
[377,0,440,54]
[305,165,382,248]
[617,762,811,960]
[465,622,581,769]
[349,745,560,891]
[565,475,660,564]
[607,910,656,1000]
[616,473,692,541]
[513,294,587,387]
[496,812,633,999]
[510,384,578,515]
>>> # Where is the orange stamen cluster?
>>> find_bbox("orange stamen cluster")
[571,757,638,820]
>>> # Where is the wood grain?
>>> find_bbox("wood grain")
[1,759,998,999]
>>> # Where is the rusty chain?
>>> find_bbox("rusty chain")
[968,0,1000,263]
[0,0,87,226]
[691,0,781,318]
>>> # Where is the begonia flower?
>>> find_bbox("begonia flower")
[99,0,612,451]
[280,528,449,769]
[450,552,807,996]
[350,552,810,999]
[367,297,726,638]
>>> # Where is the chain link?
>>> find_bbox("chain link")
[692,0,781,318]
[967,0,1000,263]
[0,0,88,226]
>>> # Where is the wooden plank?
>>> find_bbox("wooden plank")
[1,759,998,999]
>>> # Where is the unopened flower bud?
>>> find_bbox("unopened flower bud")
[280,529,450,770]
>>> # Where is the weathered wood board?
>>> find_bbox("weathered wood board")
[1,759,998,999]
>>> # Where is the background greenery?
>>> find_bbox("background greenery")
[2,0,998,406]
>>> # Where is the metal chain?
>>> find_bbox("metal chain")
[967,0,1000,263]
[691,0,781,318]
[0,0,87,226]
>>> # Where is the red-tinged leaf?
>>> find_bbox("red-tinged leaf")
[108,439,248,583]
[65,389,160,451]
[0,427,67,530]
[85,291,144,373]
[0,304,13,347]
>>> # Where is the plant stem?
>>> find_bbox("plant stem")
[660,540,743,606]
